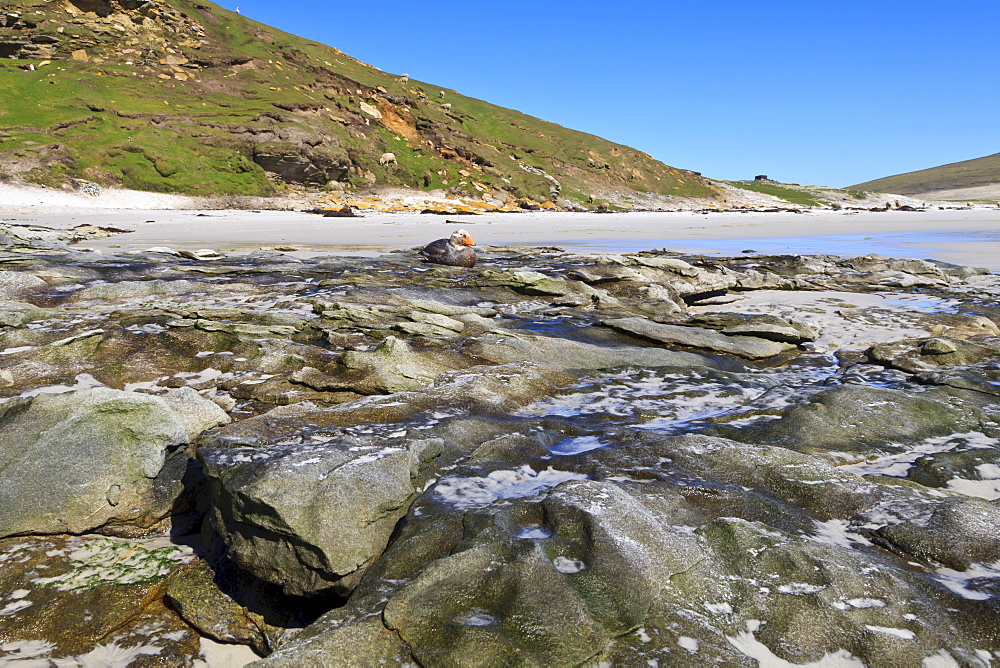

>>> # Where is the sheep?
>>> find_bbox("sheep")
[378,152,397,166]
[397,73,409,84]
[441,103,452,111]
[438,90,445,98]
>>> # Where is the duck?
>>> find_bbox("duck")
[420,229,477,267]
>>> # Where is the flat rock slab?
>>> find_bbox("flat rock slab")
[0,534,200,662]
[602,317,794,359]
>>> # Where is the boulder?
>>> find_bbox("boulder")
[0,387,222,538]
[200,435,444,596]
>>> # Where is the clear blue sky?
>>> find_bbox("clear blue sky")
[218,0,999,187]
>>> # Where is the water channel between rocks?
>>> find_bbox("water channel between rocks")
[1,222,999,666]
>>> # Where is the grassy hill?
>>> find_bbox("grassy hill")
[849,152,1000,197]
[0,0,717,207]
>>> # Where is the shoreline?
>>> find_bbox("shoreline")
[3,183,999,271]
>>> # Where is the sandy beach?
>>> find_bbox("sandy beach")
[2,183,998,270]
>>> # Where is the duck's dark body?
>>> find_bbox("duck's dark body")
[420,230,477,267]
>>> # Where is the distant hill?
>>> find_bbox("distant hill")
[849,152,1000,199]
[0,0,717,207]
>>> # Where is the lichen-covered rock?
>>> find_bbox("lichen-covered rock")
[0,387,219,538]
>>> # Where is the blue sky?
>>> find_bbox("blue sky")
[218,0,999,187]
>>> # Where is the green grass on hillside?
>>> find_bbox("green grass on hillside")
[0,0,717,202]
[726,181,826,207]
[850,152,1000,195]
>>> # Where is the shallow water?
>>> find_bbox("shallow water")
[554,229,1000,271]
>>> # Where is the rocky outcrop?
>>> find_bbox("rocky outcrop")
[251,146,350,185]
[602,316,796,359]
[1,234,1000,665]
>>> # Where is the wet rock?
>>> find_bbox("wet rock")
[908,446,1000,496]
[930,314,1000,338]
[707,385,985,454]
[602,316,794,359]
[605,516,994,666]
[916,367,1000,397]
[0,534,200,661]
[874,498,1000,570]
[332,336,469,394]
[668,434,882,521]
[1,242,999,662]
[0,387,218,538]
[251,614,412,666]
[627,255,700,277]
[690,312,819,344]
[270,480,703,666]
[0,300,48,328]
[868,336,1000,373]
[464,332,738,371]
[478,268,617,306]
[205,362,569,450]
[68,279,259,303]
[565,264,646,284]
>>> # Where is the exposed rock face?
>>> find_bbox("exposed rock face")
[2,228,1000,665]
[201,434,443,596]
[251,147,350,184]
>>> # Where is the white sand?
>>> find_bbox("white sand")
[0,182,204,209]
[2,183,999,270]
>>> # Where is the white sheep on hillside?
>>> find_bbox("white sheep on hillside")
[441,103,452,111]
[397,73,409,84]
[378,152,397,166]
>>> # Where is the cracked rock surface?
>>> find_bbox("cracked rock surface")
[1,227,999,665]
